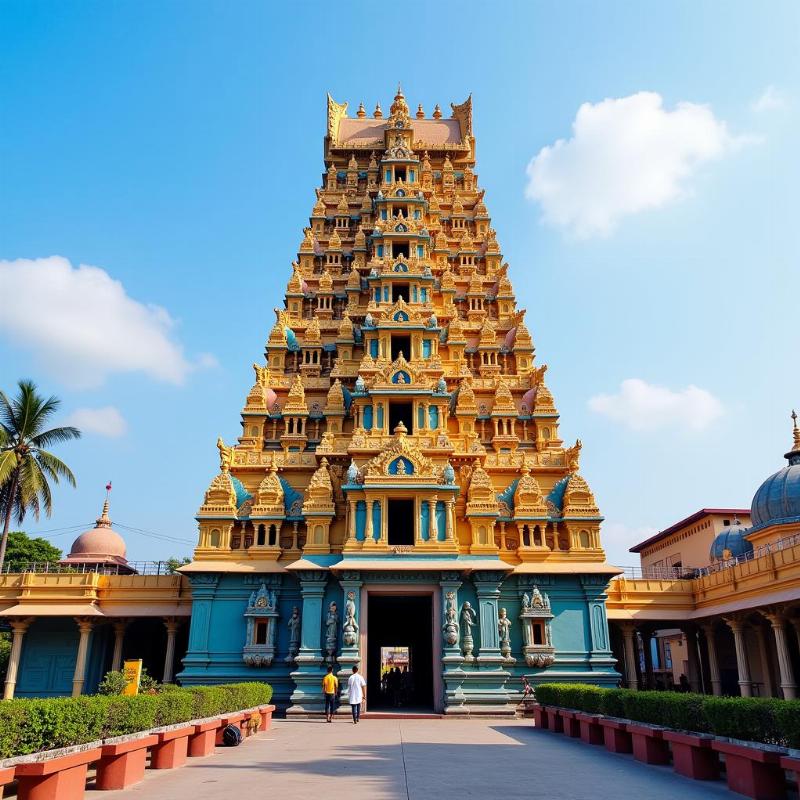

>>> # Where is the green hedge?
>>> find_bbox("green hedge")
[0,682,272,759]
[535,683,799,748]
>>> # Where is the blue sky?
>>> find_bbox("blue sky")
[1,0,798,565]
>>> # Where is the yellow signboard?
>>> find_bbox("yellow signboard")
[122,659,142,696]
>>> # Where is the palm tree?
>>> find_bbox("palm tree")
[0,380,81,571]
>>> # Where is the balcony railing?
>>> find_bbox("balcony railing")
[617,529,800,582]
[1,561,187,576]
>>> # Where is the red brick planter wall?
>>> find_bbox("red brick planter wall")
[15,746,102,800]
[576,713,604,746]
[560,710,581,738]
[150,726,192,770]
[627,724,670,765]
[258,705,275,732]
[188,721,221,758]
[599,718,632,754]
[663,731,719,781]
[711,740,787,800]
[96,734,159,790]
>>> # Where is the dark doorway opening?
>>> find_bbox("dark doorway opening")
[392,284,410,303]
[393,242,410,259]
[367,594,433,710]
[388,499,414,545]
[395,166,407,182]
[389,401,413,433]
[391,334,410,360]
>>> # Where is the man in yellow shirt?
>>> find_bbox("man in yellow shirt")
[322,665,339,723]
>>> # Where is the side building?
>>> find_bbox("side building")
[177,88,621,715]
[607,417,800,699]
[0,496,191,699]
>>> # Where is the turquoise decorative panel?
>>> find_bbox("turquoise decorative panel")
[363,405,373,430]
[421,499,431,540]
[356,500,366,540]
[435,501,446,540]
[429,405,439,429]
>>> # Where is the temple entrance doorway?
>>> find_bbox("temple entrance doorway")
[366,594,433,711]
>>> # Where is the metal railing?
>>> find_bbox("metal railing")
[1,561,188,576]
[616,529,800,582]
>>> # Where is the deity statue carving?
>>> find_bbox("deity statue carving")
[396,459,407,475]
[460,601,477,659]
[342,590,359,647]
[216,437,234,472]
[285,606,301,663]
[532,586,544,608]
[565,439,582,474]
[521,592,531,612]
[443,591,459,646]
[498,607,512,659]
[324,601,339,663]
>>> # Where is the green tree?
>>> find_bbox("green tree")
[165,556,190,574]
[2,531,62,571]
[0,380,81,572]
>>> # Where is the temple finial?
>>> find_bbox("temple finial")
[793,409,800,450]
[98,482,112,526]
[357,102,366,118]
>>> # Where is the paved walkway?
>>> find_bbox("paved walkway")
[93,718,736,800]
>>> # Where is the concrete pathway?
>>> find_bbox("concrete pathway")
[92,718,736,800]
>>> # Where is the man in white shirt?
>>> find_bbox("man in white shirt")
[346,665,367,723]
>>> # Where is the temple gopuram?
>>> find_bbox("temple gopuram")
[179,88,621,714]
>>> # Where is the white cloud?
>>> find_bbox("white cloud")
[66,406,128,438]
[588,378,724,432]
[0,256,211,388]
[525,91,749,238]
[751,85,788,113]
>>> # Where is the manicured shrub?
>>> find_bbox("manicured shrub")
[704,697,783,745]
[154,688,194,727]
[102,694,159,738]
[0,681,272,758]
[774,700,800,748]
[189,686,227,719]
[0,699,28,758]
[18,696,107,755]
[600,688,632,718]
[536,683,796,745]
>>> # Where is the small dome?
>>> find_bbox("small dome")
[67,500,127,561]
[750,412,800,528]
[710,518,753,562]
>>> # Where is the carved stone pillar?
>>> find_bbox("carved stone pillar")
[288,570,329,715]
[754,624,774,697]
[683,625,702,693]
[701,622,722,696]
[725,617,752,697]
[472,571,503,663]
[364,499,374,544]
[439,572,465,714]
[641,628,654,690]
[72,617,94,697]
[620,622,638,690]
[162,617,180,684]
[427,497,437,543]
[445,498,455,542]
[764,610,797,700]
[337,573,363,708]
[111,619,129,672]
[346,499,357,545]
[3,618,32,700]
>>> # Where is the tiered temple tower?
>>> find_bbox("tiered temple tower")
[180,89,619,713]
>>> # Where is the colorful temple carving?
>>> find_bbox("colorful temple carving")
[180,88,620,713]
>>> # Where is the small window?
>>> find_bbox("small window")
[395,166,406,182]
[210,529,221,547]
[723,519,730,526]
[255,621,268,645]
